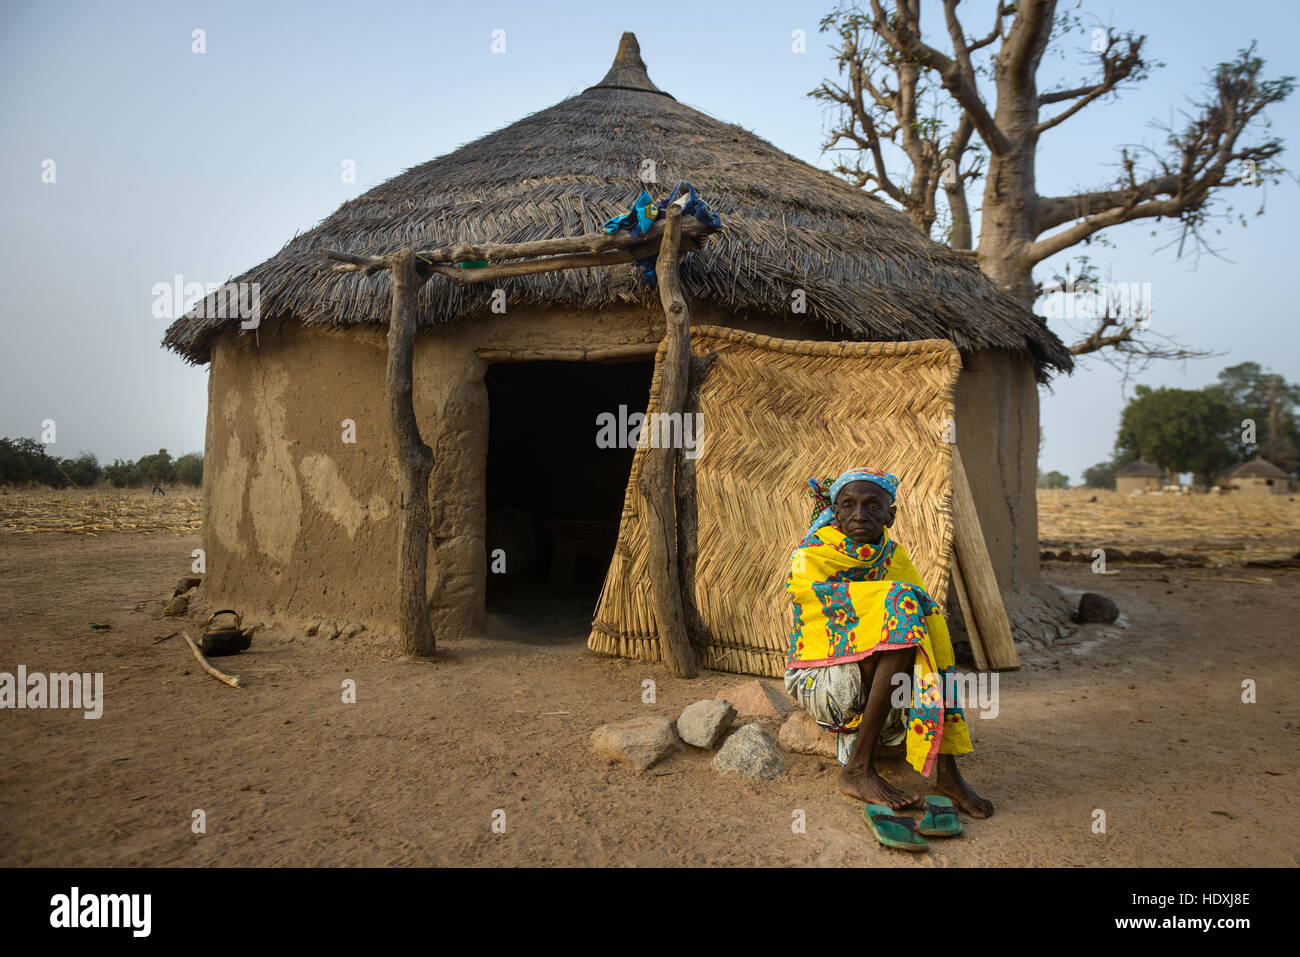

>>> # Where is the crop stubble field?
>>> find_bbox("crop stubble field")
[0,487,202,535]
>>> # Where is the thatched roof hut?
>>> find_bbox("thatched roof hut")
[163,33,1071,665]
[1115,460,1169,496]
[1220,457,1290,494]
[164,34,1068,375]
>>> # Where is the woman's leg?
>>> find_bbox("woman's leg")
[836,646,918,808]
[934,754,994,818]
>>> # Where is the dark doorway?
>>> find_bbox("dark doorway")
[485,359,654,626]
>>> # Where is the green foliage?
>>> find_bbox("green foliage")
[0,438,200,489]
[0,437,62,485]
[1037,469,1070,490]
[61,453,102,487]
[1116,385,1236,486]
[134,449,174,486]
[1205,362,1300,471]
[0,438,103,488]
[1082,460,1120,489]
[103,459,139,488]
[173,453,203,487]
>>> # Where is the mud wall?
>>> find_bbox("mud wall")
[953,349,1041,589]
[201,306,1040,639]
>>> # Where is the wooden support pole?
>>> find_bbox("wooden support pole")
[474,344,657,363]
[677,350,718,653]
[637,205,697,678]
[319,215,714,277]
[950,446,1019,669]
[388,249,436,658]
[949,557,989,671]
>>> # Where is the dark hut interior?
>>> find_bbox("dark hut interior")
[485,359,654,619]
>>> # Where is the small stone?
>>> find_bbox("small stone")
[305,620,320,637]
[1039,550,1057,561]
[676,699,736,748]
[1077,592,1120,624]
[718,680,796,720]
[713,723,785,780]
[339,621,366,641]
[778,710,837,758]
[589,716,679,770]
[173,576,202,597]
[163,594,188,617]
[321,621,341,641]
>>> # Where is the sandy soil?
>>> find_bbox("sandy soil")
[1,529,1297,867]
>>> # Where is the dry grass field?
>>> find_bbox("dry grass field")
[1036,487,1300,566]
[0,487,202,535]
[3,486,1296,569]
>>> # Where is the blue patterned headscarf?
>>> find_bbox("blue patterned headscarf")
[805,467,900,536]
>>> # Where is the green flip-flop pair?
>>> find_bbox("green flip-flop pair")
[864,796,962,851]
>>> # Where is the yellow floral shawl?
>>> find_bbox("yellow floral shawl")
[785,525,973,775]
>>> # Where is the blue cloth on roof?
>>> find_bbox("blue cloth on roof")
[602,182,722,285]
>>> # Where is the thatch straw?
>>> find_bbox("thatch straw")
[588,325,961,678]
[162,33,1070,379]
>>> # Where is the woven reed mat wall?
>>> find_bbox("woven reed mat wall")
[588,325,963,677]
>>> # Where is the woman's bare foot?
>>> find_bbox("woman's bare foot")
[933,755,993,818]
[837,766,919,809]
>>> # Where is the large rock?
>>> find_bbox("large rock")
[1077,592,1120,624]
[718,680,796,720]
[590,716,679,770]
[712,724,785,780]
[677,698,737,749]
[778,710,837,758]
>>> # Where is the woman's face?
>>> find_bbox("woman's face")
[833,480,895,545]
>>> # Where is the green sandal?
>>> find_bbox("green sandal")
[864,804,927,852]
[916,795,962,837]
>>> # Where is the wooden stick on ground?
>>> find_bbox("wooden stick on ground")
[637,204,697,679]
[950,446,1019,670]
[1187,576,1275,585]
[181,631,243,689]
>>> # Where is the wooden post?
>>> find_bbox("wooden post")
[637,205,697,678]
[948,557,989,671]
[388,249,436,657]
[677,350,718,653]
[950,446,1018,669]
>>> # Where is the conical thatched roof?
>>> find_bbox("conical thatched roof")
[1116,460,1166,478]
[1226,457,1287,478]
[163,33,1071,377]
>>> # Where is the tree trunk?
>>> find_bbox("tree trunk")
[387,249,436,658]
[638,205,697,678]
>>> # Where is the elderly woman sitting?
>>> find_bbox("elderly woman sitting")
[784,466,992,821]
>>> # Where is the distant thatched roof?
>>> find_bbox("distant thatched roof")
[163,33,1072,378]
[1225,457,1287,478]
[1116,460,1166,478]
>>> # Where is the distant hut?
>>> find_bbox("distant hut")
[162,34,1071,659]
[1115,460,1168,495]
[1220,457,1290,495]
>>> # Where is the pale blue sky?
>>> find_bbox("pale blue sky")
[2,0,1297,480]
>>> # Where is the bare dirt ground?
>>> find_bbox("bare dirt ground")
[1,516,1297,868]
